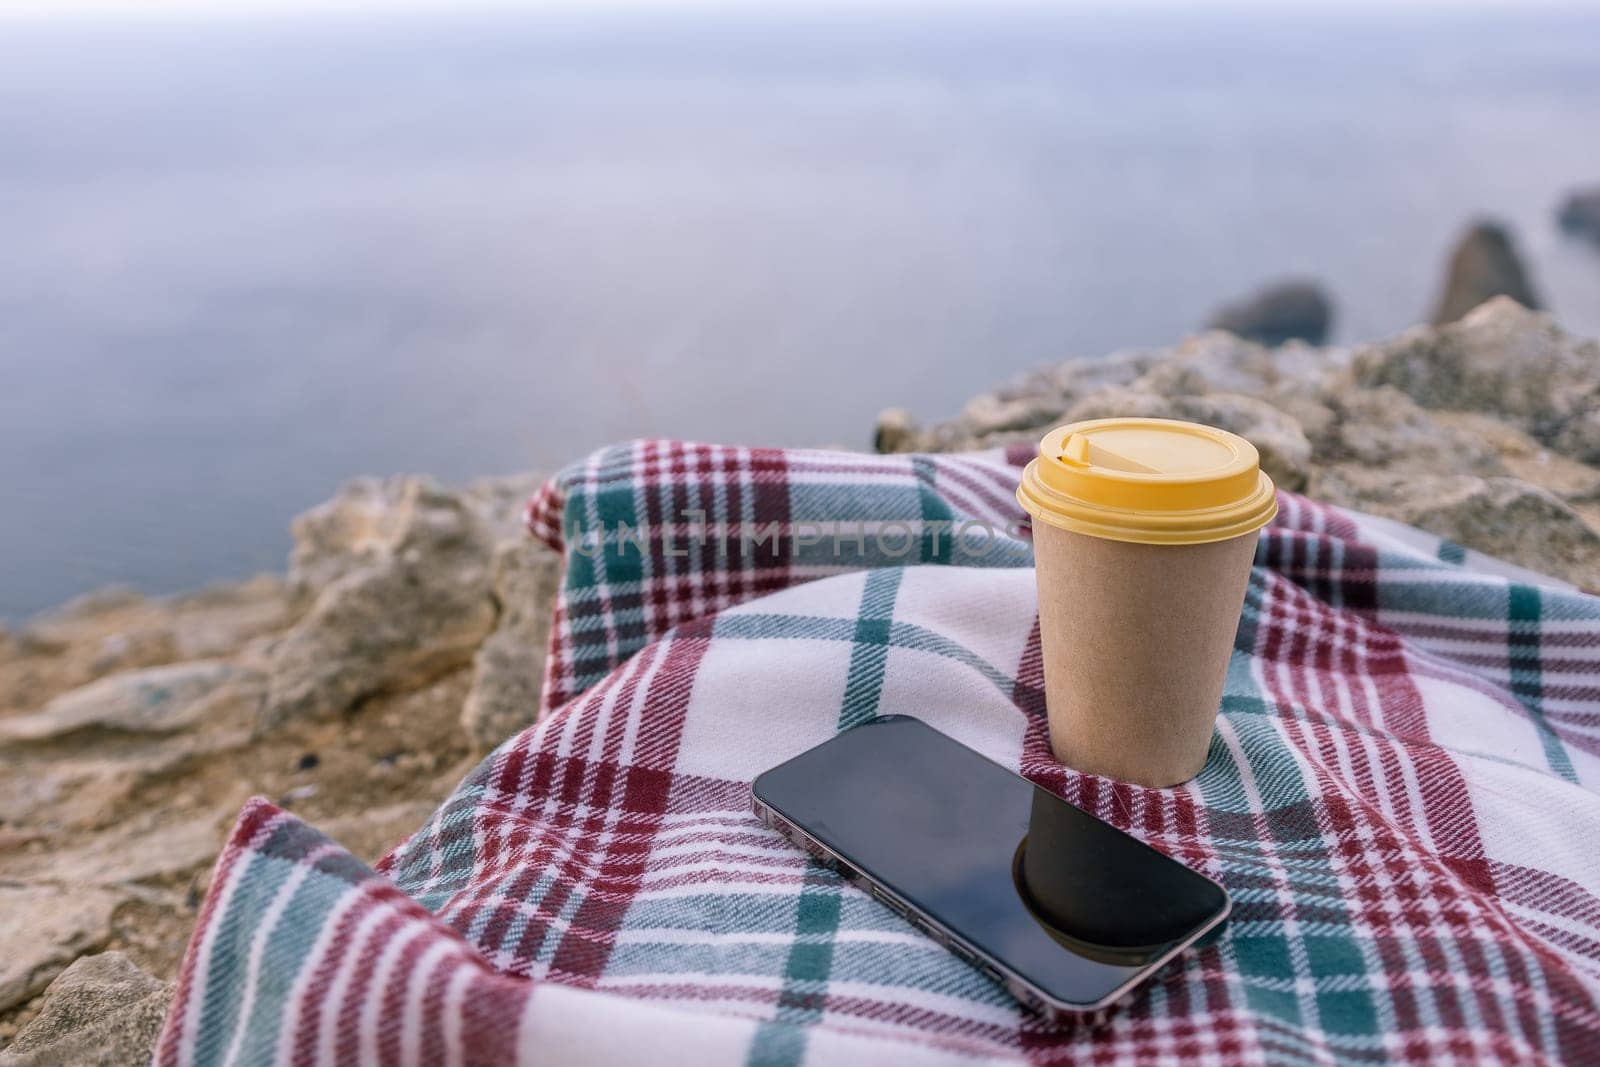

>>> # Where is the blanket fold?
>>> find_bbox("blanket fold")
[157,440,1600,1066]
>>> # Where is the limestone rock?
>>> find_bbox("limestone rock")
[1311,469,1600,589]
[1557,186,1600,245]
[1128,333,1268,398]
[958,392,1064,438]
[462,472,548,543]
[1064,388,1313,491]
[287,477,421,596]
[84,630,179,681]
[0,952,172,1067]
[1206,279,1333,346]
[21,586,177,682]
[1317,387,1505,478]
[1,578,294,719]
[168,576,296,660]
[0,815,222,887]
[0,757,135,831]
[1432,411,1600,502]
[1052,345,1162,401]
[263,478,496,729]
[32,586,146,624]
[1266,392,1339,458]
[1136,333,1342,411]
[289,473,544,595]
[462,540,563,751]
[0,661,254,745]
[873,408,922,454]
[1429,221,1541,325]
[0,701,255,833]
[1352,298,1600,462]
[2,591,177,715]
[0,886,122,1012]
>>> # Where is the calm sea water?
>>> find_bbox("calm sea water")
[4,5,1600,619]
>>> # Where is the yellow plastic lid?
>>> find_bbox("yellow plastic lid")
[1016,417,1278,545]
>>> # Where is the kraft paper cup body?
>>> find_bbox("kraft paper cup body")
[1031,523,1259,786]
[1016,418,1277,788]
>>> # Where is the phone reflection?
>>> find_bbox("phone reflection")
[1012,791,1217,967]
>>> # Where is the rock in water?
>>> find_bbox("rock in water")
[1557,187,1600,245]
[1430,221,1541,325]
[0,952,172,1067]
[1206,280,1333,346]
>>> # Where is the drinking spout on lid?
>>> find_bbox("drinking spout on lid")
[1057,432,1161,474]
[1058,433,1091,466]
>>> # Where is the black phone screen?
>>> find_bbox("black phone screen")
[751,715,1228,1009]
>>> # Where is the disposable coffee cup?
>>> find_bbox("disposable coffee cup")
[1016,418,1277,788]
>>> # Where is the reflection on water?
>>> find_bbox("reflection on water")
[4,6,1600,617]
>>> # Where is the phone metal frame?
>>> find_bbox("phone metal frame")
[750,790,1231,1020]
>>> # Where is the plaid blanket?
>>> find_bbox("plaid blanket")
[156,440,1600,1066]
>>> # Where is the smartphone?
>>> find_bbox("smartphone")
[750,715,1230,1018]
